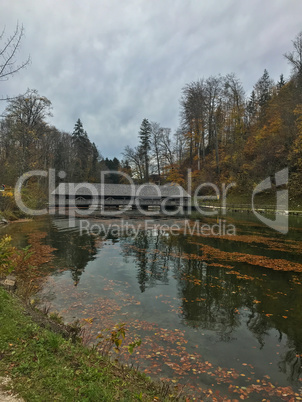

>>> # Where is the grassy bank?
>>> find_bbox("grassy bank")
[0,288,178,401]
[0,184,47,222]
[196,189,301,212]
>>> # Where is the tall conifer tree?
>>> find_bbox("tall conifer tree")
[138,118,152,182]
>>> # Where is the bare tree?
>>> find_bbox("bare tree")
[4,89,52,174]
[150,121,163,183]
[180,77,224,171]
[123,145,144,182]
[223,73,246,144]
[284,31,302,76]
[5,89,52,126]
[174,128,185,165]
[0,23,30,99]
[159,127,174,167]
[180,79,206,166]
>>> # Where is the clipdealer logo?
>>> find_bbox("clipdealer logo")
[13,167,289,235]
[252,168,288,234]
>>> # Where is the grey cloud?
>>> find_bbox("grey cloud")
[1,0,302,158]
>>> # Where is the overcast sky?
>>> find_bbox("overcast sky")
[1,0,302,159]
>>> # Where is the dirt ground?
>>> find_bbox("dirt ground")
[0,377,24,401]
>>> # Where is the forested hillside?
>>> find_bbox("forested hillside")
[124,32,302,202]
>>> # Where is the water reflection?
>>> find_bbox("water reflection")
[81,223,302,388]
[44,219,99,286]
[279,348,302,382]
[116,228,301,349]
[120,231,171,292]
[47,219,302,351]
[7,216,302,398]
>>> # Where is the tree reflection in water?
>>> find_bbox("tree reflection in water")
[43,219,302,388]
[118,228,302,383]
[45,220,99,285]
[278,348,302,382]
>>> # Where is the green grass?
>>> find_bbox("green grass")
[195,189,301,211]
[0,288,177,401]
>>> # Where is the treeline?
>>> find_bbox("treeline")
[124,31,302,200]
[0,89,124,186]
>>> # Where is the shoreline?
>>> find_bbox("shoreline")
[0,286,181,401]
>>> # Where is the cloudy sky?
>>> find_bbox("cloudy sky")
[1,0,302,159]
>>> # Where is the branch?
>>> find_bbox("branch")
[0,23,30,82]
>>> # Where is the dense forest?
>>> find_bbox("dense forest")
[0,30,301,204]
[124,31,302,202]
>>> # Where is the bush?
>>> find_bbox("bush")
[0,235,16,276]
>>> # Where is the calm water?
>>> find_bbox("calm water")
[2,214,302,400]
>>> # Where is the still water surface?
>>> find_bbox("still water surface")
[2,214,302,400]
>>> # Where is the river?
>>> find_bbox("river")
[2,213,302,400]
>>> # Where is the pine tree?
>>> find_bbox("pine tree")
[138,118,152,182]
[104,157,120,183]
[247,90,257,117]
[254,69,274,109]
[72,118,92,182]
[277,74,286,90]
[72,118,89,144]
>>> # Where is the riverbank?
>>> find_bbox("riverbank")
[0,287,180,401]
[193,191,302,216]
